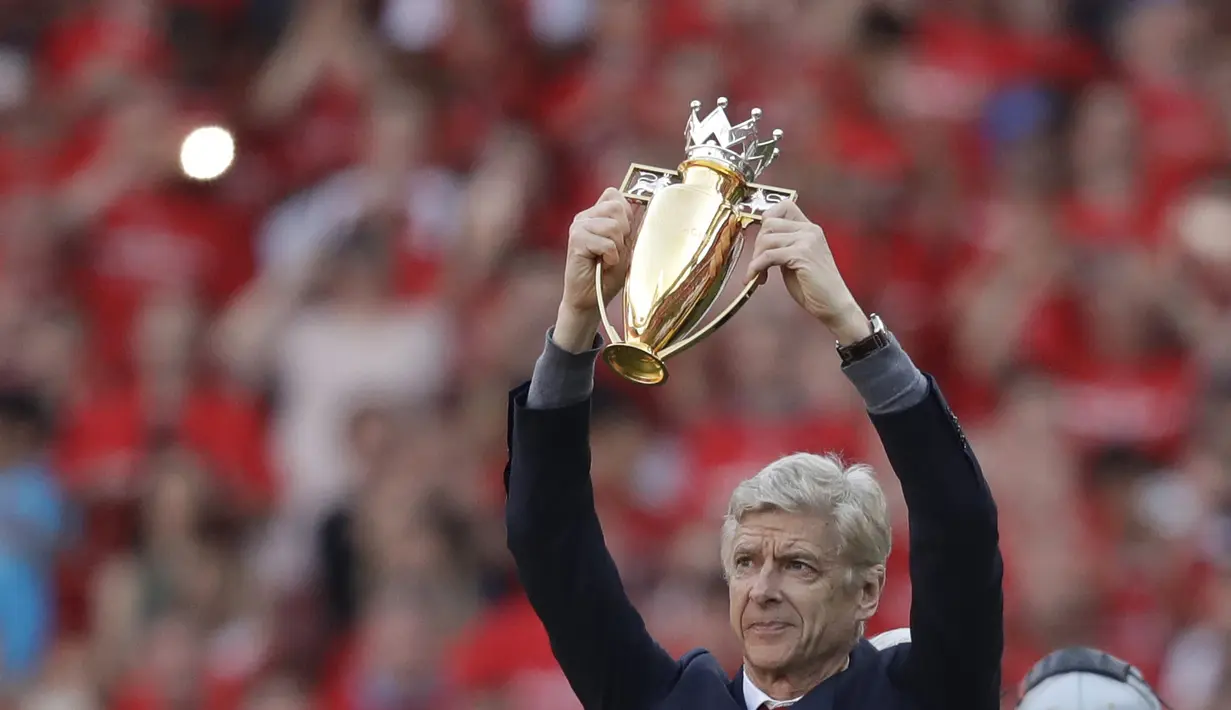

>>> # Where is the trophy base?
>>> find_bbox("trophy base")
[602,343,668,386]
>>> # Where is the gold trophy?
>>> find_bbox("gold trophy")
[597,97,796,385]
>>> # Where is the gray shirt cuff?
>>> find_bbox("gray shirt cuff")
[840,331,928,415]
[526,328,602,409]
[525,326,926,415]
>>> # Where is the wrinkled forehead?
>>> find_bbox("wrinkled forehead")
[729,509,839,557]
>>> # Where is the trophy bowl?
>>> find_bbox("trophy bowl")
[596,98,797,385]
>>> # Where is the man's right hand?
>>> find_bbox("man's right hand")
[553,187,633,353]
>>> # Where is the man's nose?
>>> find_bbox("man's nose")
[749,564,782,605]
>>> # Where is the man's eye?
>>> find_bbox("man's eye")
[786,560,812,572]
[734,557,752,569]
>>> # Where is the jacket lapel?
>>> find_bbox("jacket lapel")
[728,669,746,708]
[795,640,878,709]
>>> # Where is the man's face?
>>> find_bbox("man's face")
[727,509,880,673]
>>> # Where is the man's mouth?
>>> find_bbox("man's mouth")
[747,621,791,633]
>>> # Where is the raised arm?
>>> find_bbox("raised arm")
[745,199,1004,710]
[864,358,1004,710]
[504,189,678,709]
[505,331,678,708]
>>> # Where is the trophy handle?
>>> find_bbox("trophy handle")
[658,273,759,360]
[620,163,681,204]
[594,264,622,344]
[599,166,797,361]
[594,248,759,361]
[595,166,663,345]
[733,184,798,222]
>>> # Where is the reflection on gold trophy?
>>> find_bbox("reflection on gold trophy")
[597,97,797,385]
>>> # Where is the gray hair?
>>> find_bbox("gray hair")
[720,452,892,582]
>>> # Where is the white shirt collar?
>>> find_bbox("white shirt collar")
[742,671,801,710]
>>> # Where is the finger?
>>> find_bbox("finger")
[573,232,620,266]
[750,228,802,258]
[598,186,625,206]
[761,199,808,223]
[590,199,632,238]
[574,189,625,222]
[746,245,805,282]
[575,216,626,249]
[757,217,802,237]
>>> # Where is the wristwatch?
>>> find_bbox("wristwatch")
[836,313,889,365]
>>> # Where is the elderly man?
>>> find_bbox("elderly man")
[504,189,1004,709]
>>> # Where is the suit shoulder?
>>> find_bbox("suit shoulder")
[656,649,738,708]
[678,647,724,672]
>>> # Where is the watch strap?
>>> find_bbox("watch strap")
[836,314,889,365]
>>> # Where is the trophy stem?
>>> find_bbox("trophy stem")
[678,159,746,202]
[601,343,669,386]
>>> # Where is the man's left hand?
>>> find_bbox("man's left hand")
[746,201,871,344]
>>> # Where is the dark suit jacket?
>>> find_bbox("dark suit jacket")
[504,375,1003,710]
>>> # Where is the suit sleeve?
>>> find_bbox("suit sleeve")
[504,382,679,709]
[872,376,1004,710]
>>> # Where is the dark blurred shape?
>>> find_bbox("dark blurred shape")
[165,5,222,89]
[330,216,395,263]
[0,383,50,447]
[1200,373,1231,461]
[243,0,298,54]
[1088,445,1163,489]
[317,217,398,302]
[591,382,645,427]
[858,4,914,51]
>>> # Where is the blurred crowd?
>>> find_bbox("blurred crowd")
[0,0,1229,708]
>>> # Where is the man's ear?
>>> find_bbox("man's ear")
[854,565,886,622]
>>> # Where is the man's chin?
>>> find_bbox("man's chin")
[742,641,798,671]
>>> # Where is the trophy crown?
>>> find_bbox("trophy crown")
[685,97,783,182]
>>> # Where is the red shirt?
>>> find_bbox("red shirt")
[1130,80,1228,228]
[319,638,460,710]
[78,188,252,374]
[1061,193,1155,249]
[39,11,167,93]
[273,78,368,194]
[907,13,1005,124]
[1053,356,1197,461]
[448,596,580,710]
[680,416,864,524]
[109,673,244,710]
[995,30,1103,88]
[56,382,275,508]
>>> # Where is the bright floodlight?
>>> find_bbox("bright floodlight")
[179,125,235,181]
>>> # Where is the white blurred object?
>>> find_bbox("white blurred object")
[179,125,235,181]
[870,627,911,650]
[381,0,451,51]
[1159,627,1226,710]
[256,166,466,277]
[528,0,595,44]
[1135,472,1203,540]
[1176,192,1231,266]
[1018,649,1163,710]
[19,689,96,710]
[0,47,30,111]
[1018,672,1161,710]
